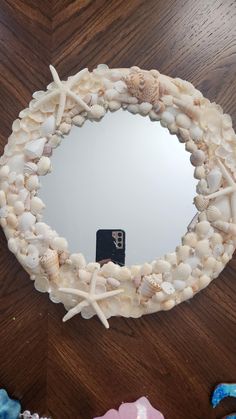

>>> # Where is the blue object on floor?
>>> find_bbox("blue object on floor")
[0,389,21,419]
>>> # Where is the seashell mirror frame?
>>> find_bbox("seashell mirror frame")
[1,64,236,328]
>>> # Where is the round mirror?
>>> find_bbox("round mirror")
[39,110,197,265]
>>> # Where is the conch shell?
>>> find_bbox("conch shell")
[40,248,60,284]
[124,71,160,105]
[138,274,162,302]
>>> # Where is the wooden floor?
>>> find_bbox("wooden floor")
[0,1,236,418]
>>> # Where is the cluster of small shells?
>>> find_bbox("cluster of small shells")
[0,63,236,324]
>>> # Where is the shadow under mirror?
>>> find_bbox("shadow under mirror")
[39,110,197,265]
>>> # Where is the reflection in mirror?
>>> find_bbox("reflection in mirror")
[39,110,197,265]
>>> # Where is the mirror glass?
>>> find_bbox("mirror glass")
[39,110,197,265]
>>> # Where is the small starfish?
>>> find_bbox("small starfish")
[59,270,124,328]
[32,65,91,126]
[207,158,236,222]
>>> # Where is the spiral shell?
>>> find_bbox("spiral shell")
[40,249,60,283]
[138,274,162,302]
[124,71,160,105]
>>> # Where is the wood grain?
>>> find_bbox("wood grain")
[0,0,236,418]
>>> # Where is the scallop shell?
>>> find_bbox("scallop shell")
[194,166,206,180]
[207,168,222,192]
[138,275,162,302]
[124,71,160,104]
[172,263,191,281]
[30,196,45,215]
[161,281,175,295]
[195,239,211,258]
[194,195,209,211]
[206,205,222,222]
[176,245,191,262]
[153,259,171,273]
[40,249,60,283]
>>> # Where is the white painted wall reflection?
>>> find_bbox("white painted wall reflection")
[39,110,197,265]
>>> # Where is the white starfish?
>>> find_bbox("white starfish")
[59,270,124,329]
[207,158,236,222]
[32,65,91,126]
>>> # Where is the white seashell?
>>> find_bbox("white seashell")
[182,232,197,247]
[25,175,40,191]
[70,253,86,268]
[101,261,118,278]
[0,190,6,207]
[127,104,139,114]
[116,266,131,280]
[189,125,203,142]
[172,263,191,281]
[40,249,60,283]
[149,110,160,121]
[212,243,224,258]
[165,252,177,266]
[210,232,223,246]
[89,104,106,119]
[37,156,51,176]
[206,206,222,222]
[40,115,56,137]
[79,269,91,283]
[108,101,121,111]
[105,88,118,101]
[173,280,186,291]
[199,275,211,289]
[176,113,191,129]
[8,237,19,254]
[7,155,25,174]
[196,179,208,194]
[190,150,205,167]
[212,220,236,236]
[18,212,36,232]
[204,256,216,271]
[24,137,47,160]
[153,291,166,302]
[23,253,39,269]
[195,239,211,258]
[13,200,24,215]
[176,245,191,262]
[72,115,85,126]
[161,111,175,125]
[185,256,200,269]
[207,168,222,193]
[51,236,68,252]
[138,275,162,301]
[194,166,205,179]
[161,281,175,295]
[34,275,50,293]
[194,195,209,211]
[59,122,71,135]
[181,286,193,301]
[0,165,10,179]
[140,263,152,276]
[6,213,18,228]
[86,262,100,272]
[24,162,37,175]
[185,140,198,153]
[30,196,45,215]
[0,206,9,218]
[107,277,121,288]
[196,220,211,238]
[162,299,176,310]
[131,265,141,277]
[139,102,152,115]
[153,259,171,273]
[114,80,127,93]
